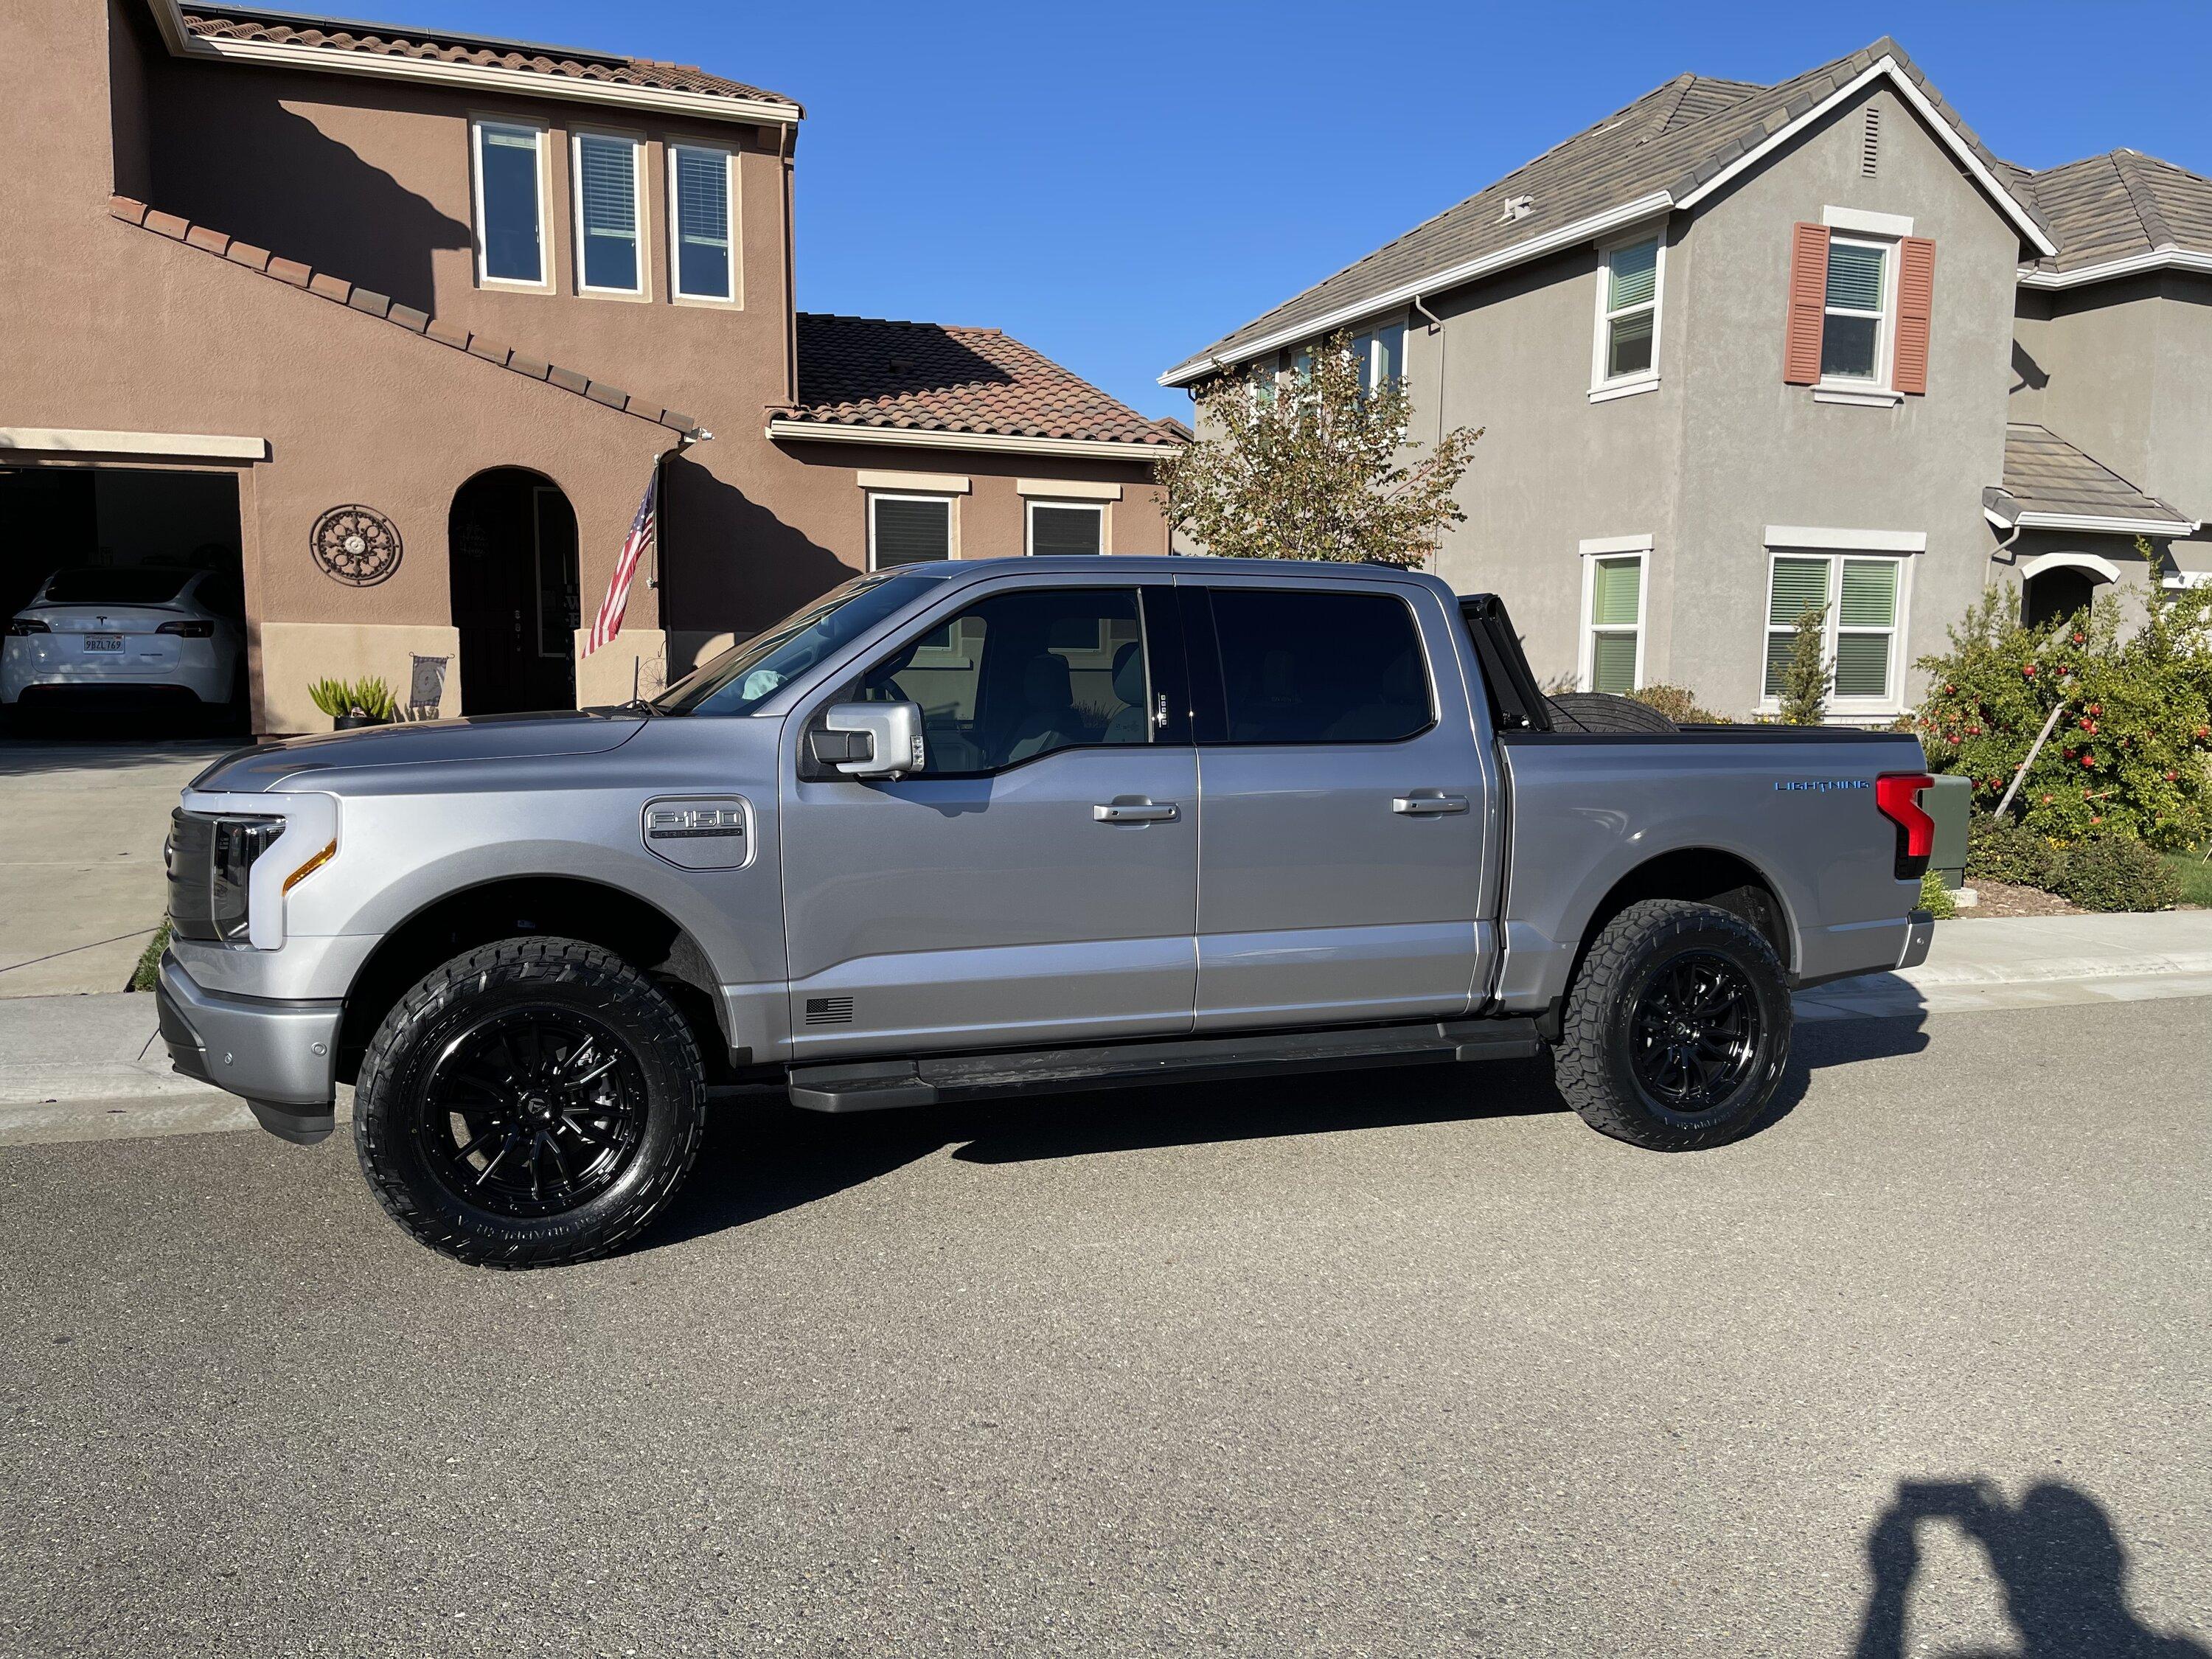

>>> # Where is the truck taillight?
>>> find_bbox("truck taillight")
[1875,772,1936,881]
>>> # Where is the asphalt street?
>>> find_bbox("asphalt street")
[1,998,2207,1657]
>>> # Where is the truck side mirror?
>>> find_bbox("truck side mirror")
[813,702,925,779]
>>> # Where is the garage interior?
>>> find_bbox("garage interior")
[0,465,246,734]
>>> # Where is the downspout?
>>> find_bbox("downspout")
[779,122,797,407]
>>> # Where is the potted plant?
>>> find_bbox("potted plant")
[309,676,397,731]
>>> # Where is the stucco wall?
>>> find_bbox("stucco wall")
[2014,276,2212,524]
[1665,85,2020,717]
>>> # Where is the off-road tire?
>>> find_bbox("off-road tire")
[1543,692,1679,734]
[1553,898,1791,1151]
[354,936,706,1267]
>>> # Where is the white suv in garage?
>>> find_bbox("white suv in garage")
[2,566,245,720]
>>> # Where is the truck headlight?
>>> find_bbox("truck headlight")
[211,817,285,942]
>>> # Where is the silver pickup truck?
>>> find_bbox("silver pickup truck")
[159,557,1934,1267]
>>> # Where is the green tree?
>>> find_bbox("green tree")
[1159,331,1483,566]
[1778,605,1831,725]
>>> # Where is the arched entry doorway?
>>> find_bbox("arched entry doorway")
[2019,551,2120,633]
[448,468,580,714]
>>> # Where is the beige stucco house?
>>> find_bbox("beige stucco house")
[1162,38,2212,720]
[1,1,1184,734]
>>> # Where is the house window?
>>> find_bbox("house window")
[669,143,737,302]
[1349,320,1408,392]
[1820,237,1890,382]
[869,494,953,569]
[573,132,644,295]
[1593,236,1661,391]
[473,120,546,287]
[1763,553,1905,709]
[1581,552,1646,693]
[1028,501,1105,557]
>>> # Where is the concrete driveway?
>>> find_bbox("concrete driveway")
[0,736,235,996]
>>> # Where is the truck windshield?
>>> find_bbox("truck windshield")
[652,572,935,717]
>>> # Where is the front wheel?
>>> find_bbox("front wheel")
[1552,899,1791,1151]
[354,937,707,1267]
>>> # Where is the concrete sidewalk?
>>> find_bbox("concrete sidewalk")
[1,910,2205,1145]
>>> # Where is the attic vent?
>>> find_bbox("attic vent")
[1500,195,1534,223]
[1861,105,1880,177]
[804,996,855,1026]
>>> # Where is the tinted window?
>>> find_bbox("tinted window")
[42,568,192,605]
[1208,588,1430,744]
[858,588,1150,773]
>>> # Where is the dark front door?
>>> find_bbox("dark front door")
[449,469,579,714]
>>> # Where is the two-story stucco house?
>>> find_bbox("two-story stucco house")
[1161,38,2212,720]
[1,1,1184,734]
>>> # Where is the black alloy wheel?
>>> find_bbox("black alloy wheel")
[1626,950,1762,1116]
[415,1006,650,1217]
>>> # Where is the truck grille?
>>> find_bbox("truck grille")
[165,808,219,941]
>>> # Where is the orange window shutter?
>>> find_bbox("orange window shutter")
[1894,237,1935,394]
[1784,223,1829,385]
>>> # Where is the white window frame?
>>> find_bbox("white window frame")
[1759,549,1914,717]
[570,128,647,299]
[866,491,957,571]
[470,117,550,291]
[1576,537,1650,692]
[667,140,740,305]
[1025,498,1107,557]
[1815,233,1895,396]
[1590,231,1665,401]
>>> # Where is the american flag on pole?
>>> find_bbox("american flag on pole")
[585,470,656,656]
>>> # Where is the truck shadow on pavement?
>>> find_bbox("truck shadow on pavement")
[648,1007,1929,1250]
[1852,1477,2207,1658]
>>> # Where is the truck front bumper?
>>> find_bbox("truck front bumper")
[156,952,343,1144]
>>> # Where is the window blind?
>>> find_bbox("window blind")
[1590,557,1641,626]
[1838,559,1896,627]
[577,134,638,291]
[1825,241,1885,311]
[873,498,950,568]
[673,148,733,300]
[1768,557,1830,627]
[1031,505,1102,557]
[1833,633,1891,698]
[1607,240,1658,312]
[1591,633,1637,695]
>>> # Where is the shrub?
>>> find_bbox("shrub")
[2056,835,2181,912]
[1966,814,2066,889]
[1917,870,1957,919]
[1778,606,1830,725]
[1630,684,1733,725]
[1914,566,2212,851]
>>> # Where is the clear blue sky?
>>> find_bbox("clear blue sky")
[417,1,2212,422]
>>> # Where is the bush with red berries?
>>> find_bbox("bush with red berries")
[1914,563,2212,852]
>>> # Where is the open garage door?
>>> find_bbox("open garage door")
[0,467,248,737]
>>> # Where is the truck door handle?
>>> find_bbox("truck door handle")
[1392,794,1470,815]
[1093,799,1179,823]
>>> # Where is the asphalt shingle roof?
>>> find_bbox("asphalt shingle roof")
[1165,37,2045,381]
[2023,149,2212,273]
[779,316,1186,448]
[2003,422,2192,527]
[176,6,799,110]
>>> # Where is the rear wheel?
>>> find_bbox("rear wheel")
[1552,899,1790,1150]
[353,936,706,1267]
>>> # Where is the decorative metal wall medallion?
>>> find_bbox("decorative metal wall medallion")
[310,504,403,587]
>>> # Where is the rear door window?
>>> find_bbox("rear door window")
[1204,588,1432,744]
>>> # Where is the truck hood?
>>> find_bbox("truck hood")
[189,710,647,793]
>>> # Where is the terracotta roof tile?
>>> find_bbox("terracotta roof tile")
[178,7,799,111]
[779,315,1185,449]
[107,194,698,437]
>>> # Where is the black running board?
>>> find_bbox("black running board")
[786,1018,1543,1113]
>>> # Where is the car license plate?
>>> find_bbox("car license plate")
[83,634,124,653]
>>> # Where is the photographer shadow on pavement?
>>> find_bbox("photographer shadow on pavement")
[1853,1478,2208,1658]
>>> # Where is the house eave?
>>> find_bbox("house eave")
[2016,247,2212,290]
[765,420,1178,462]
[2012,509,2197,536]
[146,1,801,126]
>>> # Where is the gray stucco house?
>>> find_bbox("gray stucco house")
[1161,38,2212,720]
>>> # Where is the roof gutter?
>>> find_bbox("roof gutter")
[765,420,1182,462]
[2011,509,2199,536]
[144,0,801,125]
[2017,246,2212,290]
